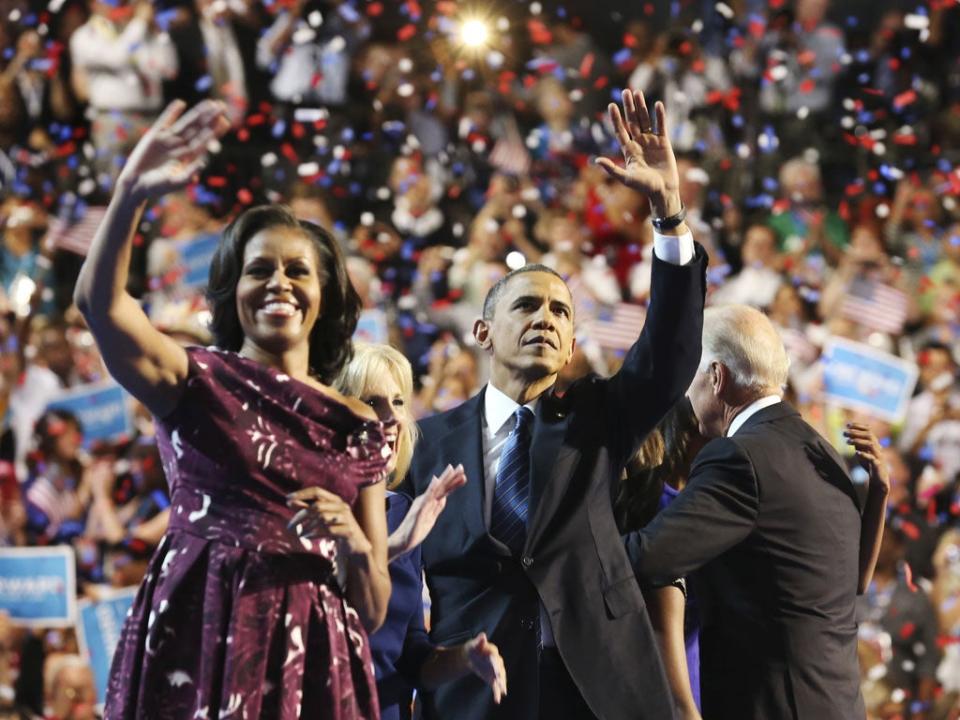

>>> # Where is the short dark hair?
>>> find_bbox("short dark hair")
[206,204,361,384]
[481,264,567,321]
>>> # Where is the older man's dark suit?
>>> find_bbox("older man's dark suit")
[627,402,867,720]
[405,247,707,720]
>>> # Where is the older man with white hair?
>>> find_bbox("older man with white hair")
[626,304,890,720]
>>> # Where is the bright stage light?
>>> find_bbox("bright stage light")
[459,17,491,49]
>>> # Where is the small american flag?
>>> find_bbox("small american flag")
[840,277,908,334]
[47,206,107,256]
[586,302,647,350]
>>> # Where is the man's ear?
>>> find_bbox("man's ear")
[473,318,492,350]
[711,361,726,396]
[566,336,577,365]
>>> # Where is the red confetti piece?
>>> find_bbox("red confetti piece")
[799,79,815,94]
[893,89,917,110]
[397,24,417,42]
[281,143,298,163]
[237,128,250,142]
[904,562,918,593]
[899,620,917,638]
[901,521,920,540]
[593,76,609,90]
[246,113,266,127]
[367,2,383,16]
[527,19,552,44]
[579,52,595,79]
[237,188,253,205]
[893,134,918,146]
[207,176,227,188]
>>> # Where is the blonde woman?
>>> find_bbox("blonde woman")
[335,343,508,720]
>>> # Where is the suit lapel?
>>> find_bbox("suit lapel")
[526,391,576,551]
[435,391,489,546]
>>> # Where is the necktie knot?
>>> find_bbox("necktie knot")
[514,406,534,433]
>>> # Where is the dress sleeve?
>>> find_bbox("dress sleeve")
[347,420,390,487]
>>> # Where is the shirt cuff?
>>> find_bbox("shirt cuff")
[652,229,695,266]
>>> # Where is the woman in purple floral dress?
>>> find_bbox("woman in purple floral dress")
[73,99,392,719]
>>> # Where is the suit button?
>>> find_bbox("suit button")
[520,618,535,631]
[521,555,533,569]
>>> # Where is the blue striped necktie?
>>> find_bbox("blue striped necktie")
[491,406,534,554]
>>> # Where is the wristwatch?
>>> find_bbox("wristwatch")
[650,204,686,232]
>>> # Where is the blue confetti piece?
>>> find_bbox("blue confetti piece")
[155,9,178,32]
[613,48,631,66]
[872,182,886,195]
[338,3,361,22]
[195,74,213,92]
[732,114,744,128]
[271,119,286,138]
[762,176,778,192]
[2,48,13,60]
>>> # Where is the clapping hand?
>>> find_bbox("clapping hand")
[388,464,466,560]
[843,423,891,496]
[595,89,681,218]
[461,633,507,704]
[287,487,372,557]
[118,99,231,205]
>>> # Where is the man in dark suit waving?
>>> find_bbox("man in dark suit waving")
[627,305,885,720]
[405,90,707,720]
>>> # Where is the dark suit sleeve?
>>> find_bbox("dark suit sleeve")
[625,437,759,586]
[604,245,707,470]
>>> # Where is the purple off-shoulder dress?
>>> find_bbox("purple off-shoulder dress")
[104,347,389,720]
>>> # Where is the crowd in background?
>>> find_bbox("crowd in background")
[0,0,959,717]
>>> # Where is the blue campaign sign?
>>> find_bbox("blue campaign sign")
[77,588,138,706]
[47,382,133,449]
[0,546,76,626]
[821,337,919,422]
[178,232,220,289]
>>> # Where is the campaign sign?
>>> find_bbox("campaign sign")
[178,232,220,289]
[47,382,132,449]
[0,546,76,626]
[821,337,919,422]
[77,588,137,706]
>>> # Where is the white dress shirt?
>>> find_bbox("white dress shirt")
[727,395,782,437]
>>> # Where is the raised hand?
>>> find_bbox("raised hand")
[595,90,681,218]
[462,633,507,704]
[287,486,373,557]
[843,423,891,496]
[388,464,467,560]
[117,99,231,205]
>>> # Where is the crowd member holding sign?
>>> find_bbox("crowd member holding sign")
[73,99,393,719]
[626,305,891,720]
